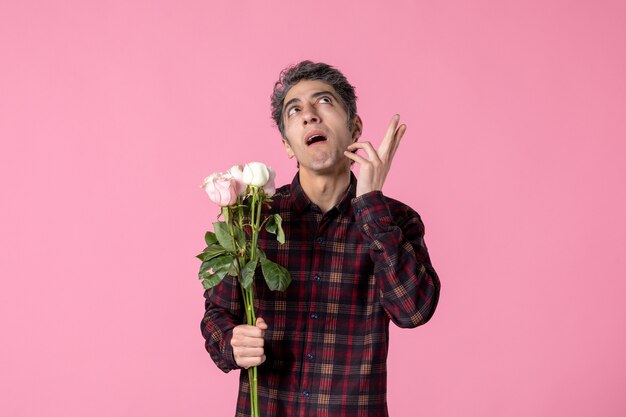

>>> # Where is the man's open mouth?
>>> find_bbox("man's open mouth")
[305,133,327,146]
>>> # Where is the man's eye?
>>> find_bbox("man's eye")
[319,97,331,104]
[287,107,299,117]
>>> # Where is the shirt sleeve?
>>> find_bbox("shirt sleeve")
[201,275,243,372]
[352,191,441,328]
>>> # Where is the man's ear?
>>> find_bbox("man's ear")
[282,138,295,158]
[351,115,363,142]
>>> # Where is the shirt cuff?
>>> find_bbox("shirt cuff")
[223,330,241,370]
[211,329,241,372]
[352,191,395,234]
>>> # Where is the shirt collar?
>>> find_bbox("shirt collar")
[290,172,356,215]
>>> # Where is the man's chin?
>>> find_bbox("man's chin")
[300,159,350,177]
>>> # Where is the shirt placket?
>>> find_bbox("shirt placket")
[299,209,329,414]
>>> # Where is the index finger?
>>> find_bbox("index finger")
[377,114,401,158]
[233,324,265,338]
[387,123,407,162]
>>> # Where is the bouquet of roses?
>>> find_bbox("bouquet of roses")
[198,161,291,417]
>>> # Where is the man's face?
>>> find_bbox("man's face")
[282,80,361,176]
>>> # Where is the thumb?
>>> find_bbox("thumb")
[256,317,268,330]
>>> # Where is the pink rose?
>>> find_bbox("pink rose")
[201,172,238,207]
[227,165,247,196]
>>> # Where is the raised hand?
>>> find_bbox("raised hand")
[344,114,407,197]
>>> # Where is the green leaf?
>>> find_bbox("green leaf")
[265,215,277,234]
[204,231,218,245]
[274,214,285,244]
[199,254,234,289]
[260,258,291,291]
[213,222,235,252]
[199,245,227,261]
[201,275,224,289]
[265,214,284,244]
[228,258,240,276]
[240,258,258,290]
[200,254,233,277]
[198,256,226,289]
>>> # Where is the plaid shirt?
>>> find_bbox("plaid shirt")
[202,173,440,417]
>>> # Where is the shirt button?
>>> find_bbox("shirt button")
[316,237,325,244]
[313,274,321,282]
[310,313,318,319]
[307,353,315,360]
[303,390,310,398]
[356,209,363,215]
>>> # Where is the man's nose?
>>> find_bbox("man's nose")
[302,105,320,125]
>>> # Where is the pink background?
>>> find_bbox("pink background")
[2,1,625,416]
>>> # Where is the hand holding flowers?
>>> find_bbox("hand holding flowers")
[198,161,290,417]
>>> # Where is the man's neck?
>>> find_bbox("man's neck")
[299,168,351,213]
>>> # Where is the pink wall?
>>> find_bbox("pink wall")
[2,1,625,416]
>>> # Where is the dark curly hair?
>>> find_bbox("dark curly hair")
[271,61,357,140]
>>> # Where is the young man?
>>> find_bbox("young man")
[202,61,440,417]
